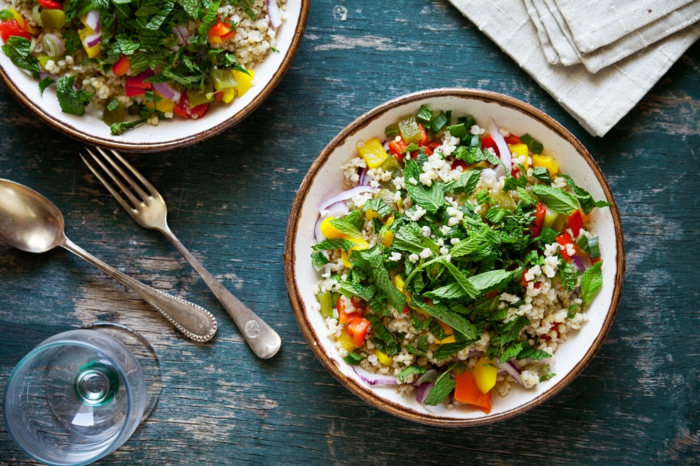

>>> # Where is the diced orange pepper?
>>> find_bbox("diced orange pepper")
[454,371,492,414]
[347,317,370,348]
[337,296,360,324]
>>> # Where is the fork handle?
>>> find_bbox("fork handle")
[61,238,218,342]
[161,229,281,359]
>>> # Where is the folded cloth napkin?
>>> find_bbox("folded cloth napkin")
[554,0,697,52]
[447,0,700,137]
[530,0,700,73]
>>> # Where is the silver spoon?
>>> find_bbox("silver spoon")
[0,179,218,342]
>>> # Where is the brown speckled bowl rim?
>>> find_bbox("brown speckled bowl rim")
[0,0,309,153]
[284,88,626,427]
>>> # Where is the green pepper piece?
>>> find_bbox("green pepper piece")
[317,292,333,317]
[40,9,66,29]
[187,81,214,107]
[378,156,403,190]
[103,101,125,126]
[398,116,422,144]
[37,54,56,70]
[543,206,566,232]
[210,69,238,92]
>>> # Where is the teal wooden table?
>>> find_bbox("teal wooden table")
[1,1,699,464]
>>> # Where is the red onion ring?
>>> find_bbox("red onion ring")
[152,82,181,103]
[416,381,434,403]
[499,360,523,387]
[358,167,369,186]
[488,118,511,173]
[318,186,378,213]
[267,0,282,28]
[172,25,190,45]
[85,33,102,48]
[85,10,100,32]
[573,254,586,273]
[353,366,398,386]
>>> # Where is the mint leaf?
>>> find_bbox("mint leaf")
[2,37,40,78]
[343,352,365,365]
[532,167,552,183]
[516,187,536,206]
[362,198,392,218]
[329,217,362,239]
[424,369,456,405]
[339,282,376,302]
[397,366,427,383]
[470,269,512,294]
[559,258,577,291]
[445,170,481,196]
[312,238,357,252]
[366,314,398,356]
[56,75,94,116]
[310,252,329,271]
[404,160,445,213]
[580,261,603,307]
[39,77,56,95]
[517,348,552,361]
[440,260,479,300]
[531,185,578,215]
[353,247,406,312]
[485,207,507,224]
[520,134,543,154]
[434,341,472,362]
[385,125,399,139]
[493,315,529,347]
[110,118,146,135]
[499,341,524,363]
[559,175,612,215]
[411,300,477,340]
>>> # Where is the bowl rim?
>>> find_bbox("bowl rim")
[0,0,310,153]
[284,88,626,427]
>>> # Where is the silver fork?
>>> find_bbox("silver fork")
[82,147,281,359]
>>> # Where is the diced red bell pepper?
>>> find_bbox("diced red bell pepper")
[427,141,440,150]
[452,160,468,171]
[173,94,209,119]
[214,92,223,102]
[556,233,574,260]
[336,296,360,324]
[521,269,541,289]
[567,210,584,238]
[591,257,602,264]
[504,135,522,145]
[38,0,62,9]
[0,20,31,41]
[125,85,145,97]
[422,146,433,156]
[531,202,546,237]
[208,21,231,42]
[481,134,499,156]
[418,123,430,146]
[389,138,407,159]
[112,55,130,76]
[350,297,366,313]
[483,290,498,299]
[347,317,370,348]
[402,306,411,314]
[126,70,154,90]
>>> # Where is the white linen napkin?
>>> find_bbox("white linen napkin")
[554,0,697,52]
[530,0,700,73]
[447,0,700,137]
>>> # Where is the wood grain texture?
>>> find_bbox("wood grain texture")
[0,0,698,464]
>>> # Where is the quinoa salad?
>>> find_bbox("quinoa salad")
[310,106,610,414]
[0,0,286,134]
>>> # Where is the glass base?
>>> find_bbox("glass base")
[81,323,162,422]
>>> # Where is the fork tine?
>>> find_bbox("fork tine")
[107,148,159,197]
[81,153,138,215]
[94,147,151,201]
[84,148,142,208]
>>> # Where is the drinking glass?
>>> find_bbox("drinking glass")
[3,324,161,466]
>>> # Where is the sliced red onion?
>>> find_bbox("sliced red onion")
[318,186,378,213]
[358,167,369,186]
[324,201,350,219]
[85,33,102,48]
[267,0,282,28]
[152,82,181,103]
[314,216,324,242]
[415,369,437,386]
[39,71,60,81]
[499,360,524,387]
[489,118,512,173]
[42,33,64,58]
[85,10,100,32]
[352,366,398,386]
[172,25,190,45]
[573,254,586,273]
[416,382,433,403]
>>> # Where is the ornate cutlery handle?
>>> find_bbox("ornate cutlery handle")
[162,229,281,358]
[62,238,217,342]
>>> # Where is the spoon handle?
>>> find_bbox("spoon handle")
[62,238,217,342]
[161,227,281,359]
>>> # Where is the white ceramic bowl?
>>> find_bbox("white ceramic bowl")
[0,0,309,152]
[285,89,625,426]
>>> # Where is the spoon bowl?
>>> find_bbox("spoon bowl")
[0,180,66,253]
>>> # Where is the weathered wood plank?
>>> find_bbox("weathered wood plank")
[0,0,699,464]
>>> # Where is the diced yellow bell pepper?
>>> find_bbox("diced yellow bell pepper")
[78,27,101,58]
[374,349,394,366]
[365,209,380,221]
[392,275,405,292]
[319,217,345,239]
[386,216,394,226]
[435,320,456,345]
[473,356,498,394]
[150,92,176,113]
[508,143,529,169]
[381,230,394,247]
[532,154,559,176]
[221,88,236,104]
[357,137,389,169]
[340,250,352,268]
[232,69,254,97]
[9,8,38,35]
[348,237,369,251]
[338,330,357,352]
